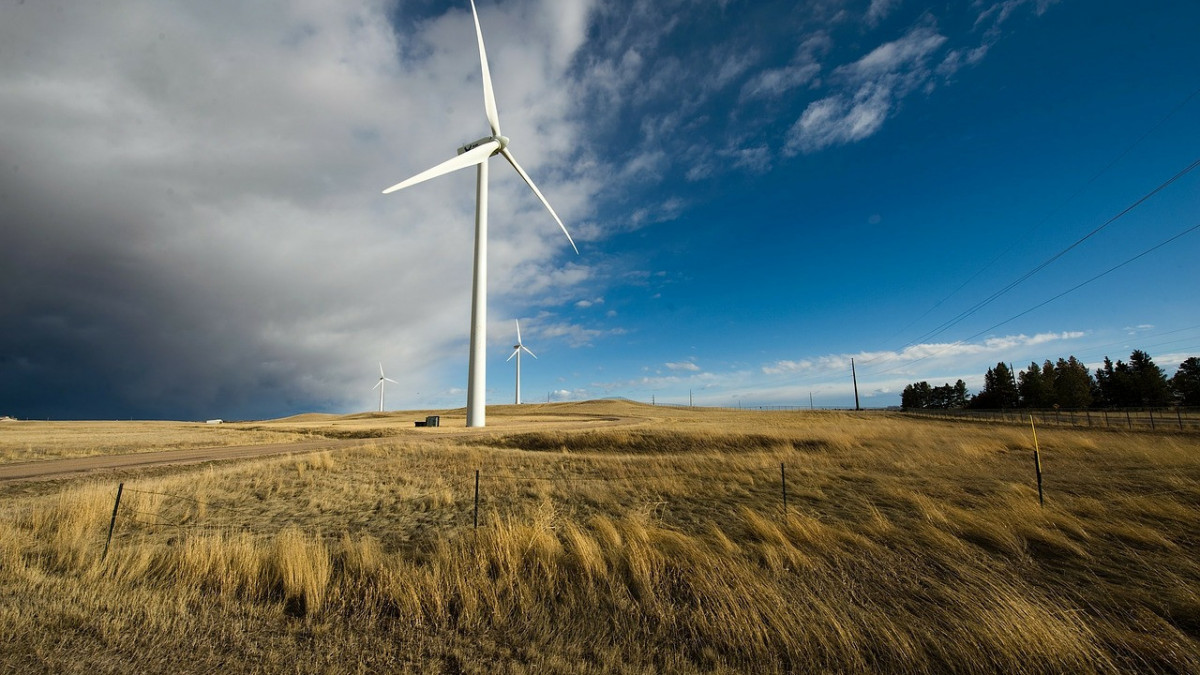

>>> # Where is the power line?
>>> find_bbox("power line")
[882,86,1200,352]
[960,222,1200,342]
[865,221,1200,378]
[905,157,1200,349]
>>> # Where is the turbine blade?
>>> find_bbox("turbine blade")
[470,0,501,136]
[506,348,519,362]
[523,345,538,359]
[382,141,499,194]
[500,148,578,254]
[515,319,522,344]
[373,380,383,390]
[379,362,385,377]
[385,377,398,384]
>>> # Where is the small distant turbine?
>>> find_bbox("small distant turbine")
[373,363,397,412]
[382,0,577,428]
[506,319,536,404]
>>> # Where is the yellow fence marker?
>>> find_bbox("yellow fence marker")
[1029,415,1044,507]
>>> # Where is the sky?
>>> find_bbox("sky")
[1,0,1198,420]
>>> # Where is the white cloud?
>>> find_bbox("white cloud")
[665,361,701,372]
[739,33,830,102]
[762,331,1087,376]
[739,63,821,101]
[866,0,902,27]
[575,297,605,308]
[785,24,947,154]
[536,321,626,348]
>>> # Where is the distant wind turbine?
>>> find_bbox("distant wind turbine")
[373,363,397,412]
[382,0,577,428]
[506,319,536,405]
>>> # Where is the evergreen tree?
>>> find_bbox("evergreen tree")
[901,380,968,409]
[1095,356,1132,407]
[1018,360,1054,408]
[1127,350,1171,406]
[1053,356,1094,408]
[1170,357,1200,406]
[951,379,969,408]
[901,382,933,409]
[973,363,1019,409]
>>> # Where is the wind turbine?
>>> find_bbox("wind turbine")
[506,319,536,405]
[373,363,397,413]
[382,0,577,428]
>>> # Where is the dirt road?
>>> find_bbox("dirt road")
[0,437,373,483]
[0,411,647,484]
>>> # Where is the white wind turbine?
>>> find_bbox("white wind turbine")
[382,0,577,428]
[373,363,397,413]
[506,319,536,405]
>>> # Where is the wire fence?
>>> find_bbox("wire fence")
[901,406,1200,432]
[98,461,796,555]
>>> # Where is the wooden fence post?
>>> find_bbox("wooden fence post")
[103,483,124,561]
[780,463,787,518]
[473,470,480,529]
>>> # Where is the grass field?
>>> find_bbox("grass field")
[0,420,313,464]
[1,400,1198,673]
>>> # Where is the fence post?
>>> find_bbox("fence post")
[1179,408,1185,432]
[473,470,480,529]
[1126,409,1132,430]
[1149,408,1156,431]
[103,483,124,561]
[1029,417,1044,507]
[780,463,787,518]
[1103,409,1109,427]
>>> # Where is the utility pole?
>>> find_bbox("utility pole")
[851,358,861,411]
[689,389,693,408]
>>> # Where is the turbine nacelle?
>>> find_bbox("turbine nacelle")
[458,135,509,156]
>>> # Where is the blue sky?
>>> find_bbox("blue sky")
[1,0,1197,419]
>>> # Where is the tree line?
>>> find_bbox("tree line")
[901,351,1200,410]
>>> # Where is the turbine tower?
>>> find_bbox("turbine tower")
[506,319,536,404]
[373,363,397,412]
[382,0,576,428]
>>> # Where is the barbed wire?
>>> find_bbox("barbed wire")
[124,488,253,515]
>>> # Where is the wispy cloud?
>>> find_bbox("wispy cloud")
[762,331,1087,375]
[574,297,605,309]
[739,33,830,101]
[866,0,903,28]
[785,23,947,154]
[536,321,627,348]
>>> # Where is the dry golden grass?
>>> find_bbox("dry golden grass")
[0,420,317,464]
[1,400,1198,673]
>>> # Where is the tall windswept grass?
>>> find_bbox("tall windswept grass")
[1,404,1198,673]
[267,527,331,616]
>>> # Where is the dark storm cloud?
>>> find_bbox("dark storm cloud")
[0,0,600,419]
